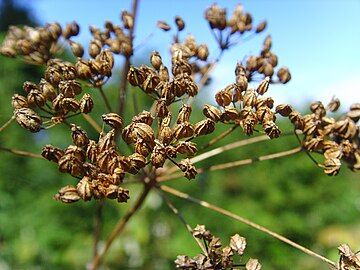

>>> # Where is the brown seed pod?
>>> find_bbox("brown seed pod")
[203,104,221,122]
[27,90,46,107]
[174,122,195,139]
[69,40,84,57]
[11,94,28,109]
[14,108,42,133]
[176,141,197,156]
[289,111,305,130]
[221,107,239,122]
[151,144,166,168]
[310,101,326,118]
[194,119,216,136]
[275,104,293,117]
[122,124,136,145]
[63,21,80,39]
[134,139,153,157]
[303,137,324,151]
[157,20,171,31]
[255,20,267,33]
[75,59,92,79]
[132,111,154,126]
[54,185,80,203]
[277,67,291,84]
[86,140,98,163]
[178,158,197,180]
[215,90,232,107]
[150,51,162,70]
[117,187,130,203]
[62,98,80,112]
[256,77,270,95]
[133,122,155,143]
[323,158,341,176]
[156,99,169,118]
[242,89,257,107]
[177,104,192,124]
[159,126,174,145]
[326,97,340,112]
[175,16,185,31]
[129,153,146,172]
[39,79,57,101]
[59,80,82,98]
[197,44,209,61]
[121,10,134,29]
[76,177,93,201]
[89,39,102,58]
[79,93,94,114]
[127,66,145,87]
[102,113,123,130]
[41,144,64,163]
[58,155,84,177]
[263,121,281,139]
[71,124,89,148]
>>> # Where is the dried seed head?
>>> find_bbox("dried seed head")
[323,158,341,176]
[179,158,197,180]
[89,39,102,58]
[277,67,291,84]
[194,119,216,136]
[39,79,57,101]
[86,140,98,163]
[177,104,192,124]
[197,44,209,61]
[14,108,42,132]
[69,40,84,57]
[116,187,130,203]
[176,141,197,156]
[175,16,185,31]
[134,139,152,157]
[79,93,94,114]
[347,103,360,122]
[243,89,257,107]
[133,122,155,143]
[215,90,232,107]
[129,153,146,172]
[102,113,123,130]
[230,234,247,255]
[256,77,270,95]
[192,225,212,240]
[54,185,80,203]
[203,104,221,122]
[41,144,64,163]
[98,129,116,152]
[151,144,166,168]
[11,94,28,109]
[77,177,92,201]
[132,111,154,126]
[174,122,195,139]
[246,258,262,270]
[157,20,171,31]
[236,74,248,93]
[310,101,326,117]
[263,121,281,139]
[275,104,293,117]
[122,124,136,144]
[121,10,134,29]
[71,124,89,147]
[127,66,145,86]
[150,51,162,70]
[326,97,340,112]
[289,111,305,130]
[63,21,80,39]
[159,126,174,145]
[27,90,46,107]
[59,80,82,98]
[255,20,267,33]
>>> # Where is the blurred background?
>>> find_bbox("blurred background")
[0,0,359,269]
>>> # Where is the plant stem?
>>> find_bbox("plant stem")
[157,190,208,255]
[158,147,302,182]
[0,116,15,132]
[200,125,238,150]
[159,185,337,268]
[82,113,102,133]
[0,145,43,159]
[117,0,139,117]
[99,86,113,112]
[90,183,151,269]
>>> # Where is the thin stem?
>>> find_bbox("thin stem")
[157,190,208,255]
[99,86,113,112]
[160,185,337,268]
[200,125,238,151]
[117,0,139,117]
[158,147,302,182]
[93,200,104,259]
[0,145,43,159]
[0,116,15,132]
[90,183,151,270]
[82,114,102,133]
[165,134,271,176]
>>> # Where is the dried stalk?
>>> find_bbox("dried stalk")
[117,0,139,116]
[158,147,302,182]
[99,86,113,112]
[159,185,337,268]
[157,190,208,255]
[0,116,15,133]
[90,183,151,269]
[82,113,102,133]
[200,125,238,150]
[0,145,43,159]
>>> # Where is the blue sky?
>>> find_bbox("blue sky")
[17,0,360,109]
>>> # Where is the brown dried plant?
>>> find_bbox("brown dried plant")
[0,1,359,269]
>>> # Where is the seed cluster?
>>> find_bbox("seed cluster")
[43,115,131,203]
[175,225,261,270]
[284,100,360,176]
[11,59,96,132]
[337,244,360,269]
